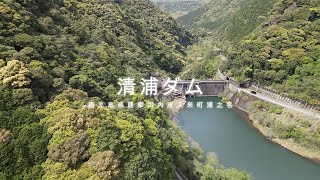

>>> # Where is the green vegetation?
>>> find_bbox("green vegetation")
[249,100,320,157]
[178,0,278,80]
[195,152,250,180]
[0,0,249,179]
[37,91,189,179]
[152,0,210,18]
[179,38,221,79]
[226,0,320,108]
[179,0,320,108]
[178,0,276,44]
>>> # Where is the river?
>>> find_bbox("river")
[177,96,320,180]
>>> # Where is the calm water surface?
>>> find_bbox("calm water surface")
[177,97,320,180]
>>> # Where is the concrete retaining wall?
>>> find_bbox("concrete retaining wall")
[198,83,225,96]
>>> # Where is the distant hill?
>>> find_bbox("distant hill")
[178,0,277,44]
[152,0,210,18]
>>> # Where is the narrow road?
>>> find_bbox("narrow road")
[216,59,320,119]
[240,88,320,119]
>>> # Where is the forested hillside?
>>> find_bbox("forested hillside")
[179,0,320,108]
[0,0,249,179]
[152,0,210,18]
[178,0,277,44]
[226,0,320,108]
[177,0,278,79]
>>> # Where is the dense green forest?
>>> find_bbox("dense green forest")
[0,0,249,179]
[226,0,320,108]
[178,0,278,79]
[179,0,320,108]
[178,0,277,44]
[152,0,210,18]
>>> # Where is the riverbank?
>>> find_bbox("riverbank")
[229,91,320,163]
[167,98,187,120]
[250,114,320,163]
